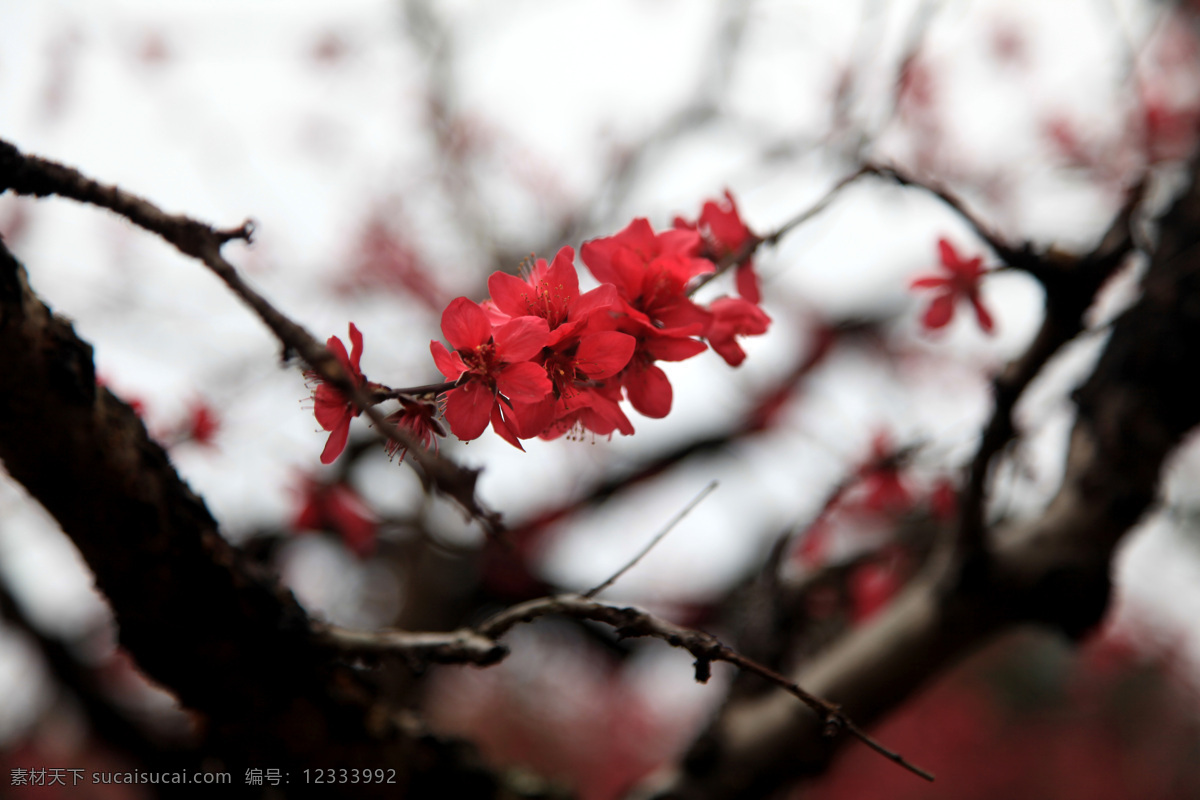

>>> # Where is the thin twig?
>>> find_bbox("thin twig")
[861,163,1039,269]
[583,481,719,598]
[764,165,872,246]
[318,593,933,782]
[717,647,934,782]
[900,173,1143,563]
[801,156,1145,566]
[690,167,872,296]
[505,321,841,543]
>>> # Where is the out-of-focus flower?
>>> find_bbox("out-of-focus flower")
[911,238,994,333]
[293,477,379,558]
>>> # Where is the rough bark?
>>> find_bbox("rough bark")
[0,237,502,798]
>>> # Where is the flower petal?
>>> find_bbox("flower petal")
[658,227,703,258]
[347,322,364,374]
[510,396,558,439]
[495,361,552,403]
[701,190,753,252]
[643,331,707,362]
[922,292,956,330]
[735,261,761,304]
[608,248,650,301]
[441,297,492,351]
[579,390,635,436]
[626,364,673,418]
[581,219,657,286]
[655,296,713,331]
[430,340,467,380]
[710,336,747,367]
[314,384,350,430]
[490,404,525,451]
[319,412,353,464]
[326,334,351,374]
[570,283,622,325]
[493,316,550,362]
[488,271,536,319]
[443,383,494,441]
[575,331,635,379]
[971,295,996,333]
[937,238,960,268]
[544,246,580,303]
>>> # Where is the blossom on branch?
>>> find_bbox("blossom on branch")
[385,396,445,462]
[910,238,995,333]
[619,323,707,419]
[311,198,776,458]
[523,327,637,440]
[308,322,366,464]
[487,246,581,334]
[292,476,379,558]
[676,189,762,303]
[581,218,714,331]
[431,297,552,444]
[705,297,771,367]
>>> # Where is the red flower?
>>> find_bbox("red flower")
[856,434,912,514]
[340,214,446,311]
[487,246,580,333]
[293,477,379,558]
[677,190,762,303]
[186,400,219,447]
[620,323,707,419]
[911,238,994,333]
[430,297,552,443]
[511,326,638,441]
[580,218,714,331]
[535,379,635,441]
[384,396,445,462]
[705,297,771,367]
[488,246,623,346]
[309,323,366,464]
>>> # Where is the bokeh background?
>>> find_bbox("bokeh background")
[3,0,1200,797]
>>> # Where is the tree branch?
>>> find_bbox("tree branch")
[318,593,933,782]
[0,230,517,797]
[0,137,500,532]
[631,158,1200,799]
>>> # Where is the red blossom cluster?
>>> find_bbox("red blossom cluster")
[308,195,771,463]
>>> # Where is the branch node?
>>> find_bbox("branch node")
[217,218,256,245]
